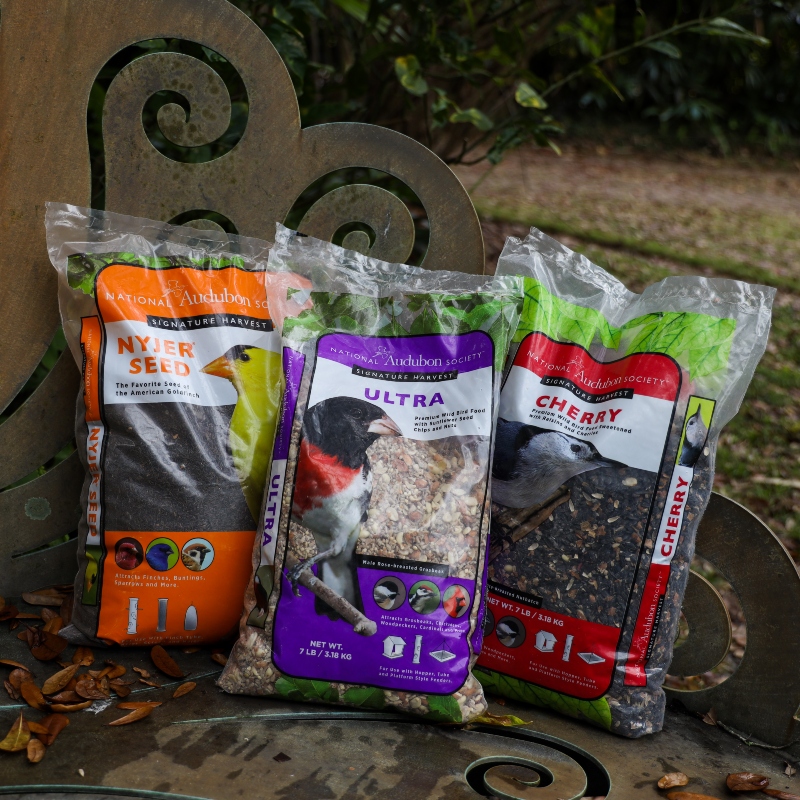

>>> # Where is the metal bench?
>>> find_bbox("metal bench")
[2,1,800,797]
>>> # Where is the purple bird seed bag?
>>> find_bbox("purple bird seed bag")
[219,227,522,722]
[476,228,774,736]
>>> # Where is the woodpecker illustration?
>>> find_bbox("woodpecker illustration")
[115,540,142,571]
[146,542,177,572]
[373,582,399,610]
[492,419,623,508]
[409,584,438,614]
[287,397,402,621]
[201,344,283,523]
[679,407,709,467]
[181,542,212,572]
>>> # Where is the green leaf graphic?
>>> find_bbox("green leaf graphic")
[425,694,463,723]
[342,686,387,710]
[274,676,339,704]
[474,669,612,730]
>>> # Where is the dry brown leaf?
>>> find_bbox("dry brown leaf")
[0,604,19,621]
[787,764,797,778]
[666,794,719,800]
[42,664,79,696]
[0,595,4,611]
[150,645,184,678]
[659,773,689,789]
[109,681,132,698]
[727,772,770,791]
[9,668,33,690]
[106,664,126,680]
[9,619,20,631]
[40,608,58,622]
[172,681,197,699]
[0,712,30,752]
[26,737,46,763]
[25,720,50,735]
[211,653,228,666]
[29,629,68,661]
[138,678,162,688]
[4,679,18,701]
[181,647,200,654]
[43,616,64,635]
[50,700,92,712]
[75,677,108,700]
[20,681,48,711]
[133,667,150,678]
[37,714,69,746]
[72,647,94,666]
[47,690,81,704]
[763,790,800,800]
[116,701,162,710]
[700,707,718,726]
[108,705,155,726]
[0,659,29,670]
[59,593,73,627]
[22,589,67,607]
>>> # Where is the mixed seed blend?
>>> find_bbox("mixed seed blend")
[476,228,774,736]
[219,227,522,723]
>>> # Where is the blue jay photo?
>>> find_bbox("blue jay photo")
[492,419,623,508]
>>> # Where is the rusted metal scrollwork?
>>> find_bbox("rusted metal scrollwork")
[0,0,482,595]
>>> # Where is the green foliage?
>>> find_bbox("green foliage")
[273,675,340,704]
[424,694,463,723]
[341,686,387,710]
[516,279,736,381]
[475,668,612,729]
[283,287,521,372]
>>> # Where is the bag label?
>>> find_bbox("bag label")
[480,332,684,699]
[271,332,493,694]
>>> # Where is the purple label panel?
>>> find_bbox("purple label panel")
[273,564,476,694]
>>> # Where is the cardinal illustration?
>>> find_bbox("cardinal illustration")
[444,586,469,618]
[492,419,623,508]
[115,540,142,570]
[201,344,283,523]
[146,542,177,572]
[287,396,402,620]
[181,542,212,571]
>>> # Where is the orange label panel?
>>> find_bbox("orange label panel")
[97,530,255,645]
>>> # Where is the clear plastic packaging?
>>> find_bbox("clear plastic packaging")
[45,203,281,646]
[476,227,775,736]
[219,226,523,723]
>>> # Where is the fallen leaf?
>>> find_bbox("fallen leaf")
[0,712,30,752]
[471,711,530,727]
[72,647,94,666]
[40,608,58,622]
[20,681,48,711]
[139,678,162,688]
[763,790,800,800]
[75,677,108,700]
[37,714,69,746]
[666,794,719,800]
[25,720,50,735]
[0,604,19,621]
[9,619,20,631]
[42,664,79,696]
[727,772,770,791]
[9,668,33,690]
[43,616,64,635]
[273,752,291,762]
[116,701,162,710]
[0,595,4,611]
[59,594,73,626]
[659,772,689,789]
[181,647,200,654]
[0,659,29,670]
[17,613,43,619]
[787,764,797,777]
[211,653,227,666]
[700,707,718,726]
[109,680,132,698]
[108,705,155,726]
[26,737,45,763]
[50,700,92,712]
[4,680,18,700]
[47,690,81,704]
[29,629,68,661]
[133,667,151,679]
[172,682,196,699]
[150,645,184,678]
[105,664,126,680]
[22,588,67,606]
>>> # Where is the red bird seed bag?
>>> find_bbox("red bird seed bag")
[46,204,282,646]
[219,227,522,722]
[476,228,774,736]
